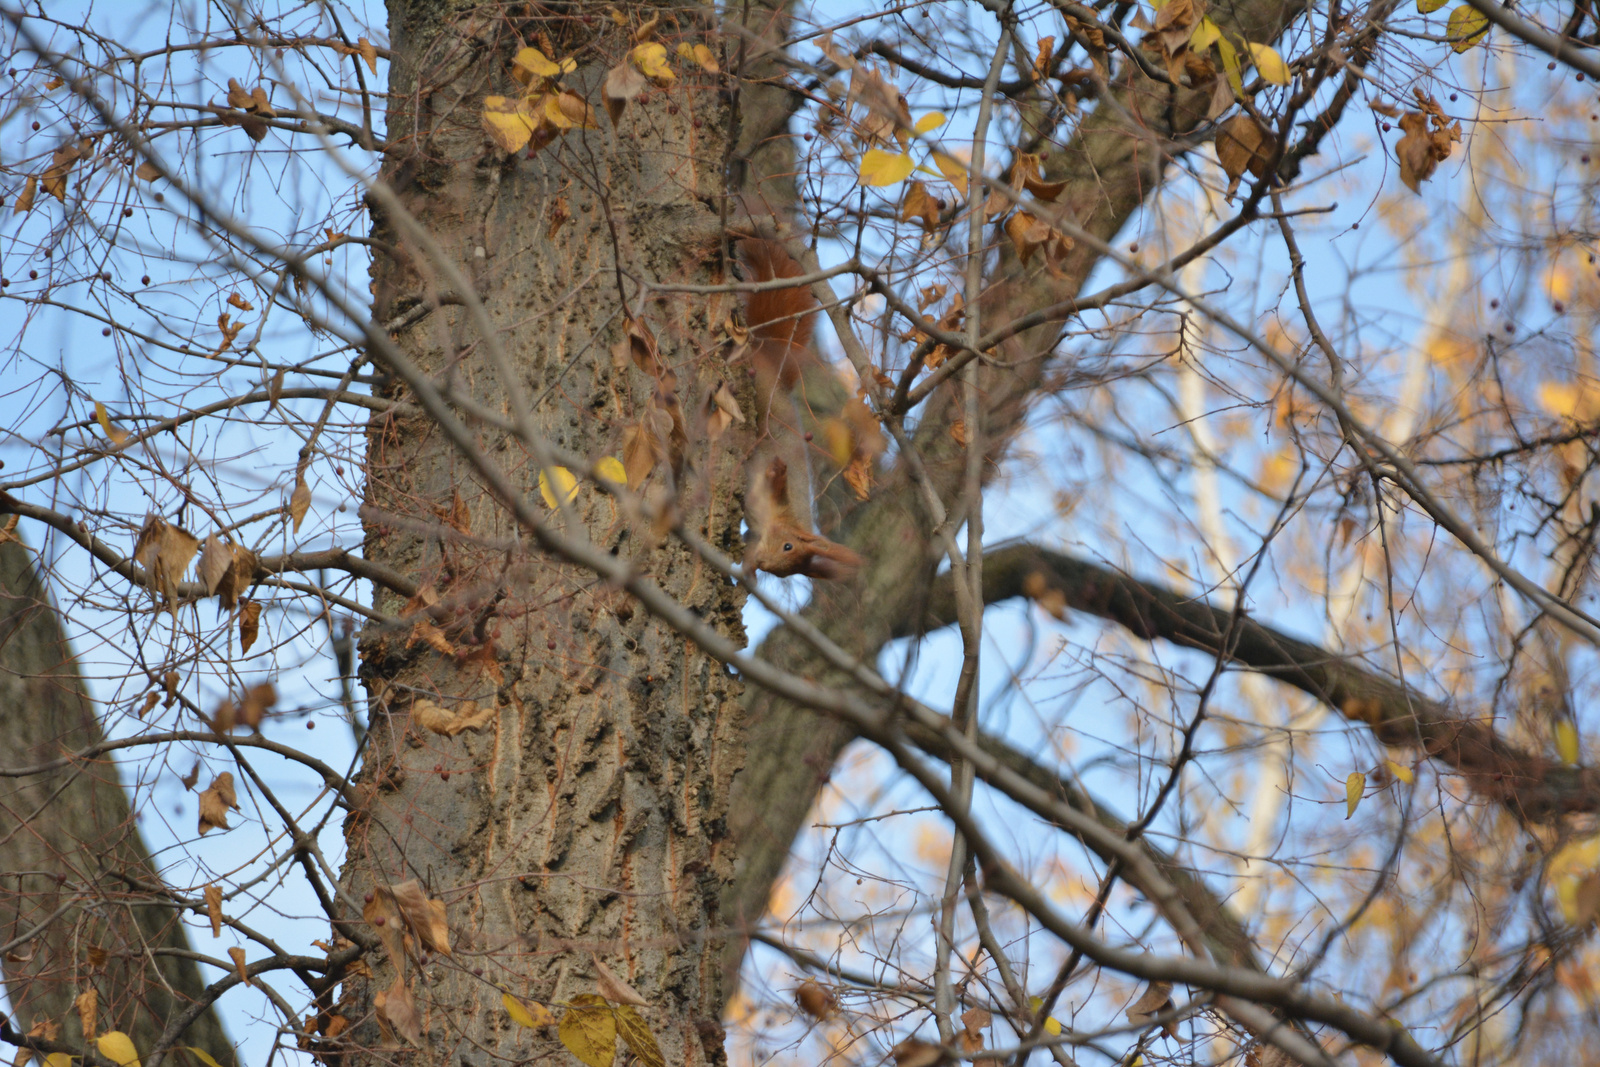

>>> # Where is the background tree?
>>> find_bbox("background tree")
[2,0,1600,1065]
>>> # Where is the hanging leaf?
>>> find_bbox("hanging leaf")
[614,1006,664,1067]
[858,148,915,186]
[96,1032,140,1067]
[228,946,251,985]
[1447,5,1488,51]
[1246,42,1290,85]
[1345,770,1365,818]
[239,598,262,653]
[182,1049,224,1067]
[13,174,37,214]
[559,994,618,1067]
[204,883,223,937]
[913,111,946,134]
[94,400,130,446]
[1557,720,1581,765]
[198,771,239,834]
[931,151,968,195]
[795,980,836,1019]
[1386,758,1415,785]
[1189,16,1221,50]
[1417,0,1449,9]
[592,956,648,1006]
[1216,36,1244,96]
[390,879,452,956]
[288,476,311,532]
[357,37,379,73]
[76,989,98,1042]
[630,42,676,86]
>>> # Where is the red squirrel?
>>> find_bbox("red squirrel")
[736,236,863,582]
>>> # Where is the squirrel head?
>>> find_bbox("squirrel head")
[746,457,863,581]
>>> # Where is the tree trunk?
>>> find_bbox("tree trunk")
[0,537,235,1066]
[336,2,746,1061]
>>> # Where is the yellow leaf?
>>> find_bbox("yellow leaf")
[94,400,129,446]
[931,151,968,195]
[614,1006,665,1067]
[1190,17,1221,51]
[45,1056,71,1067]
[505,992,555,1028]
[630,42,676,86]
[675,42,720,72]
[858,148,915,186]
[514,46,565,83]
[97,1033,141,1067]
[182,1049,224,1067]
[1557,719,1580,765]
[559,995,618,1067]
[1447,5,1489,50]
[1345,770,1365,819]
[1027,996,1062,1036]
[481,95,537,153]
[1386,759,1414,785]
[1216,37,1244,96]
[596,457,627,484]
[540,467,579,508]
[1417,0,1448,10]
[1247,42,1290,85]
[913,111,946,134]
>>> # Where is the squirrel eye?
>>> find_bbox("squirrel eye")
[782,542,793,552]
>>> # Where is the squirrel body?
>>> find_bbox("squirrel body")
[735,237,861,582]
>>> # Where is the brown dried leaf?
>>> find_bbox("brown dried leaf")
[204,883,223,937]
[408,619,456,656]
[1393,110,1458,194]
[621,423,661,490]
[181,759,200,791]
[358,38,379,74]
[13,175,36,215]
[891,1039,945,1067]
[391,879,451,956]
[228,946,251,986]
[362,886,407,963]
[75,988,98,1042]
[593,955,649,1006]
[197,772,239,835]
[248,86,276,117]
[548,196,571,238]
[237,682,276,731]
[1215,114,1276,198]
[603,60,648,124]
[795,980,836,1019]
[138,690,159,718]
[900,180,941,232]
[1004,211,1054,265]
[226,79,253,110]
[1021,571,1068,620]
[375,973,423,1046]
[239,598,261,654]
[198,534,231,595]
[1126,980,1177,1037]
[842,454,873,501]
[288,476,311,532]
[85,945,108,971]
[705,381,746,440]
[133,514,201,602]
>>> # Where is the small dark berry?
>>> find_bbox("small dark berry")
[28,270,37,279]
[153,192,163,202]
[30,121,38,130]
[1449,93,1457,101]
[1554,301,1565,313]
[1489,298,1499,308]
[123,207,133,217]
[307,720,315,729]
[1581,73,1588,82]
[548,639,557,649]
[1382,122,1392,131]
[101,327,110,336]
[1551,61,1558,70]
[1504,322,1515,333]
[364,891,374,903]
[0,279,7,287]
[1584,155,1593,164]
[1128,242,1138,253]
[667,104,679,114]
[140,275,150,285]
[693,117,703,128]
[803,132,814,141]
[1352,221,1359,229]
[374,916,385,925]
[804,431,814,441]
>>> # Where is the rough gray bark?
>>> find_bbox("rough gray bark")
[0,536,236,1066]
[334,1,748,1061]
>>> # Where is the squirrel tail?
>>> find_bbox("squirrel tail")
[738,237,816,390]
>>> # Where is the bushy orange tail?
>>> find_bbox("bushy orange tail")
[738,238,816,391]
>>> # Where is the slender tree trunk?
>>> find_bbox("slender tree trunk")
[337,1,746,1060]
[0,537,235,1066]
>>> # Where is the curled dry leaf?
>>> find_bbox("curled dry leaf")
[288,476,311,532]
[75,988,98,1042]
[375,973,423,1046]
[1021,571,1068,620]
[390,879,452,956]
[180,760,200,791]
[1126,980,1177,1037]
[411,698,496,736]
[204,883,223,937]
[236,681,276,731]
[228,946,251,986]
[362,884,407,963]
[1214,114,1277,198]
[239,598,262,654]
[132,513,201,603]
[41,142,83,203]
[603,59,647,124]
[890,1039,945,1067]
[1393,109,1460,193]
[197,771,239,835]
[138,690,159,718]
[13,174,37,214]
[900,181,941,232]
[795,979,836,1019]
[592,955,649,1006]
[704,381,745,440]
